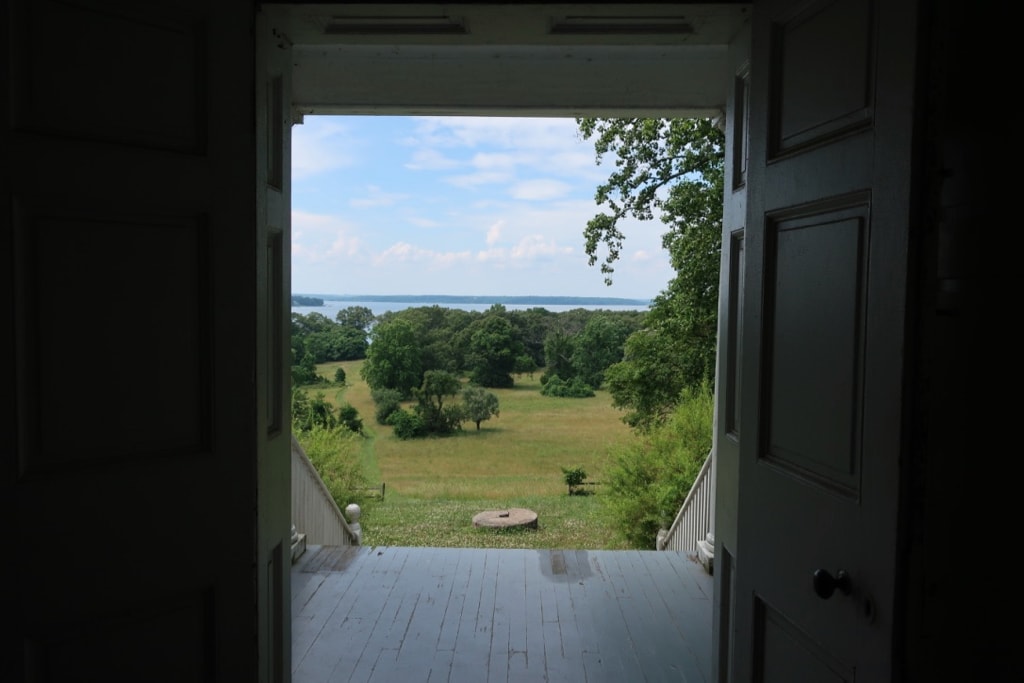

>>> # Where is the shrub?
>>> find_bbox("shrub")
[561,465,590,495]
[334,366,347,384]
[372,387,404,425]
[541,375,595,398]
[337,403,364,435]
[602,381,713,548]
[291,388,337,431]
[295,424,369,509]
[387,408,426,440]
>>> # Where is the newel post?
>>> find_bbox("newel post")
[345,503,362,545]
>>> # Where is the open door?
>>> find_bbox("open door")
[2,1,286,679]
[728,0,917,679]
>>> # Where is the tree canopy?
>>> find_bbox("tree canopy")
[360,318,423,398]
[578,117,724,429]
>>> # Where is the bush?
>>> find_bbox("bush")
[291,388,337,431]
[541,375,595,398]
[291,351,325,386]
[387,408,426,440]
[561,465,590,495]
[602,382,713,548]
[334,366,347,384]
[337,403,363,434]
[372,387,404,425]
[295,424,369,509]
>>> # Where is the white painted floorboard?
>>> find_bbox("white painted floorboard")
[292,546,713,683]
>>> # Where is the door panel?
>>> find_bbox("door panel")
[2,1,264,679]
[733,0,916,679]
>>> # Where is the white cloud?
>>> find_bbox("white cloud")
[509,179,573,201]
[470,152,519,171]
[486,221,503,245]
[405,148,461,170]
[509,235,573,260]
[475,247,508,263]
[445,170,513,189]
[291,120,359,180]
[631,249,655,262]
[350,185,408,208]
[374,242,473,269]
[407,216,443,228]
[291,210,365,263]
[404,117,603,187]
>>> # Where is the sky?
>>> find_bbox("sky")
[290,116,675,301]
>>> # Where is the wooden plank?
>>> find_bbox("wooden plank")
[359,548,423,682]
[643,551,713,682]
[633,551,707,682]
[588,551,643,677]
[292,547,376,677]
[435,548,471,653]
[521,549,554,682]
[309,546,408,682]
[449,549,495,681]
[494,550,529,683]
[391,548,459,680]
[565,549,610,682]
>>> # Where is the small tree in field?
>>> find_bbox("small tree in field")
[461,385,500,430]
[413,370,464,435]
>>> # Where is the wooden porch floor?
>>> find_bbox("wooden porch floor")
[292,545,713,683]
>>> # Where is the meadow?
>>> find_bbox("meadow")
[306,360,639,550]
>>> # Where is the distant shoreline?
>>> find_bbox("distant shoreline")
[294,293,652,307]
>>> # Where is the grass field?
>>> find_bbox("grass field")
[302,360,639,549]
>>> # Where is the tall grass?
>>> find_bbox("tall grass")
[305,360,638,549]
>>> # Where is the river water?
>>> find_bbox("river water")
[291,298,650,320]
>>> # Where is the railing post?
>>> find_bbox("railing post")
[696,439,717,573]
[290,523,306,562]
[345,503,362,545]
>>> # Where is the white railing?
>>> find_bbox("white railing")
[291,435,360,549]
[657,450,713,553]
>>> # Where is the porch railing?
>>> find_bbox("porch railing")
[291,435,360,551]
[657,450,713,553]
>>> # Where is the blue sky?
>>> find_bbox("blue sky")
[290,116,675,300]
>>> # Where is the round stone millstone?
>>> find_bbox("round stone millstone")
[472,508,538,529]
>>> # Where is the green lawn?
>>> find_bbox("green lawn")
[302,360,637,549]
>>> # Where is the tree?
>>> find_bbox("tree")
[603,324,690,430]
[371,387,404,425]
[291,351,321,386]
[513,353,538,378]
[465,314,524,388]
[461,385,500,430]
[578,117,724,428]
[304,326,368,362]
[541,329,576,384]
[360,318,423,397]
[413,370,464,435]
[571,313,634,389]
[335,305,375,332]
